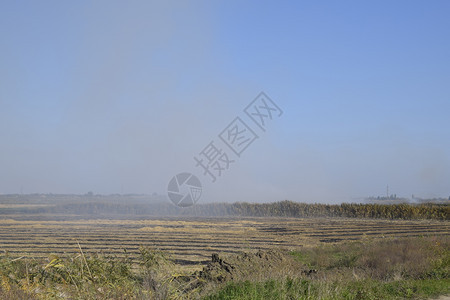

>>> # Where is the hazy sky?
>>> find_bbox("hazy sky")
[1,1,449,203]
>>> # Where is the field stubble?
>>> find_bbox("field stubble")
[0,216,448,272]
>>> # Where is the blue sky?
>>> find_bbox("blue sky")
[1,1,449,202]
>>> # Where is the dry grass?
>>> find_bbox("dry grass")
[0,233,448,299]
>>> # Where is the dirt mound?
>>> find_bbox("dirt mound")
[174,249,307,294]
[196,253,235,283]
[194,249,294,284]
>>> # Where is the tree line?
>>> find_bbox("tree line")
[208,201,449,220]
[1,199,448,220]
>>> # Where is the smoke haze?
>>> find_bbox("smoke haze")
[1,1,449,203]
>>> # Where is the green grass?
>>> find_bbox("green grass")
[206,236,449,300]
[204,278,450,300]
